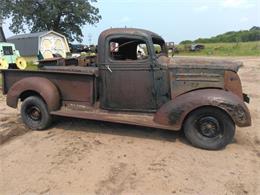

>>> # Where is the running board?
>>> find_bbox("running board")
[51,109,177,131]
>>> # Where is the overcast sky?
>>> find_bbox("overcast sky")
[2,0,260,44]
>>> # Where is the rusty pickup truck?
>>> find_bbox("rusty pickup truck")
[1,28,251,150]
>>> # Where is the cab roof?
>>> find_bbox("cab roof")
[97,28,164,64]
[98,28,163,42]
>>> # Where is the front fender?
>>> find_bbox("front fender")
[154,89,251,130]
[7,77,60,111]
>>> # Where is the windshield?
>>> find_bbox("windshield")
[152,37,167,57]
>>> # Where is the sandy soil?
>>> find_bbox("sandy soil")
[0,57,259,195]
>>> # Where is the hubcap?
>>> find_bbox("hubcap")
[27,106,42,121]
[197,116,221,138]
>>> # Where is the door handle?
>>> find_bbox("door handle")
[105,65,113,73]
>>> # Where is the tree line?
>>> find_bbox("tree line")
[180,27,260,44]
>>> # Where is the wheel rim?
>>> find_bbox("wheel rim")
[26,106,42,121]
[196,116,222,138]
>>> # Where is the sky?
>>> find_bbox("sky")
[2,0,260,44]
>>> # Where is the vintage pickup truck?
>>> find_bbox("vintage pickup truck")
[1,28,251,150]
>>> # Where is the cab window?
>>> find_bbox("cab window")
[109,37,149,61]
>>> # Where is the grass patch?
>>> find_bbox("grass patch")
[26,63,38,71]
[176,41,260,56]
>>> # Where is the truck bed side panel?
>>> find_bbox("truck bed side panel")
[2,70,96,105]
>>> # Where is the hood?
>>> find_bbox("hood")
[157,56,243,72]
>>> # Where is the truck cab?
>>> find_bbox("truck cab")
[97,28,170,112]
[1,28,251,150]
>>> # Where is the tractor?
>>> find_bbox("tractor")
[0,42,27,70]
[0,19,27,70]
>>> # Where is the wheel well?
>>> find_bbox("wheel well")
[20,90,42,102]
[182,105,235,129]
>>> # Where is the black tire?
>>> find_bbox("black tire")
[21,96,52,130]
[184,107,235,150]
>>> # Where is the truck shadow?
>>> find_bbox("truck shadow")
[53,116,188,144]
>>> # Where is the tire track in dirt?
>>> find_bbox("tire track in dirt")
[0,115,30,145]
[95,162,138,195]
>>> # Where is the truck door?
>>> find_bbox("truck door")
[99,36,157,112]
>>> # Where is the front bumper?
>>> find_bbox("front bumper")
[243,93,250,103]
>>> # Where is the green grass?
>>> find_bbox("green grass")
[26,63,39,70]
[175,41,260,56]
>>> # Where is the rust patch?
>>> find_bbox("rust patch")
[224,71,243,99]
[6,77,60,111]
[154,89,251,129]
[169,108,184,124]
[218,102,248,124]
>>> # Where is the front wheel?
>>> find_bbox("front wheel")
[184,107,235,150]
[21,96,52,130]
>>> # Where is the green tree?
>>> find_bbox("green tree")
[0,0,101,42]
[179,40,193,44]
[180,27,260,44]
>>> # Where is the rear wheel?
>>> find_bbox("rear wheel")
[184,107,235,150]
[21,96,52,130]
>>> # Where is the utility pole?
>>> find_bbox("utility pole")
[87,34,92,46]
[0,18,6,42]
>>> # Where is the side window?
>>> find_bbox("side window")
[154,44,162,54]
[152,37,167,56]
[109,37,149,61]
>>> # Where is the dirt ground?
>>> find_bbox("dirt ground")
[0,57,259,195]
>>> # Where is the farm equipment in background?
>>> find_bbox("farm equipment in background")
[0,19,27,70]
[190,44,205,52]
[38,44,97,68]
[69,43,97,55]
[166,42,179,56]
[38,54,97,68]
[0,42,27,70]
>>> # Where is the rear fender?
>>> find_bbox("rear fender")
[154,89,251,129]
[7,77,60,111]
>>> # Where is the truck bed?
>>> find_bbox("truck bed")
[1,66,99,106]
